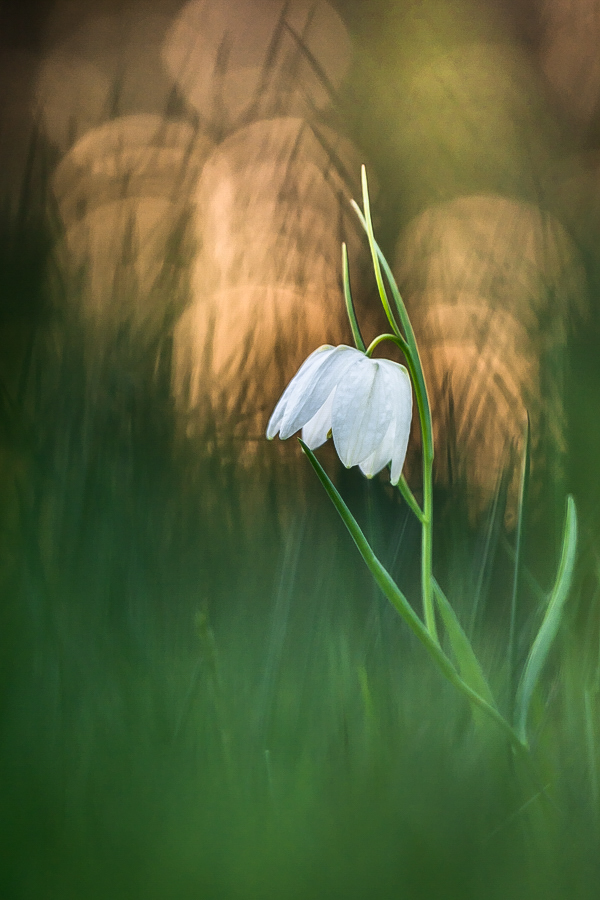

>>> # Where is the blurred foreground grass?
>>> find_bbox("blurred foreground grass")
[0,317,599,900]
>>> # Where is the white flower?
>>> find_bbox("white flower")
[266,344,413,484]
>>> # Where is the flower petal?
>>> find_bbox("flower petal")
[279,345,361,439]
[382,362,413,485]
[301,388,335,449]
[331,357,394,468]
[359,418,395,478]
[266,344,334,439]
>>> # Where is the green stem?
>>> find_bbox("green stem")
[365,332,410,359]
[364,332,437,641]
[422,455,436,641]
[397,475,425,523]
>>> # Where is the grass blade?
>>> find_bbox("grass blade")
[514,495,578,746]
[342,242,365,352]
[433,578,497,709]
[508,414,531,710]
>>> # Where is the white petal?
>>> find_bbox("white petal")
[359,418,395,478]
[266,344,334,439]
[331,357,394,468]
[383,362,413,485]
[301,388,335,449]
[279,345,361,439]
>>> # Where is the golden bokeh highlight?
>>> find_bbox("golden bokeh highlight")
[171,116,370,437]
[394,195,586,524]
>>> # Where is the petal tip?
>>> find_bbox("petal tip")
[265,420,278,440]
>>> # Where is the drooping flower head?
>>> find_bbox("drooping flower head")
[267,344,412,484]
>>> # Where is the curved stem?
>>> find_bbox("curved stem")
[365,332,410,359]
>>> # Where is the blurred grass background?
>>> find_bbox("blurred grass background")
[1,2,600,898]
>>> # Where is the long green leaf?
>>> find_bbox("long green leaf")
[342,242,365,352]
[514,495,578,746]
[433,578,497,709]
[300,440,526,752]
[355,167,402,339]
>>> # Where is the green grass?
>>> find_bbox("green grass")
[1,321,599,899]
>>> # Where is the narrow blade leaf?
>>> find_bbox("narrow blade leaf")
[508,413,531,707]
[514,495,578,745]
[433,578,497,709]
[352,167,402,339]
[342,242,365,352]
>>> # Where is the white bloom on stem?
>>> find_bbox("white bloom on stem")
[266,344,413,484]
